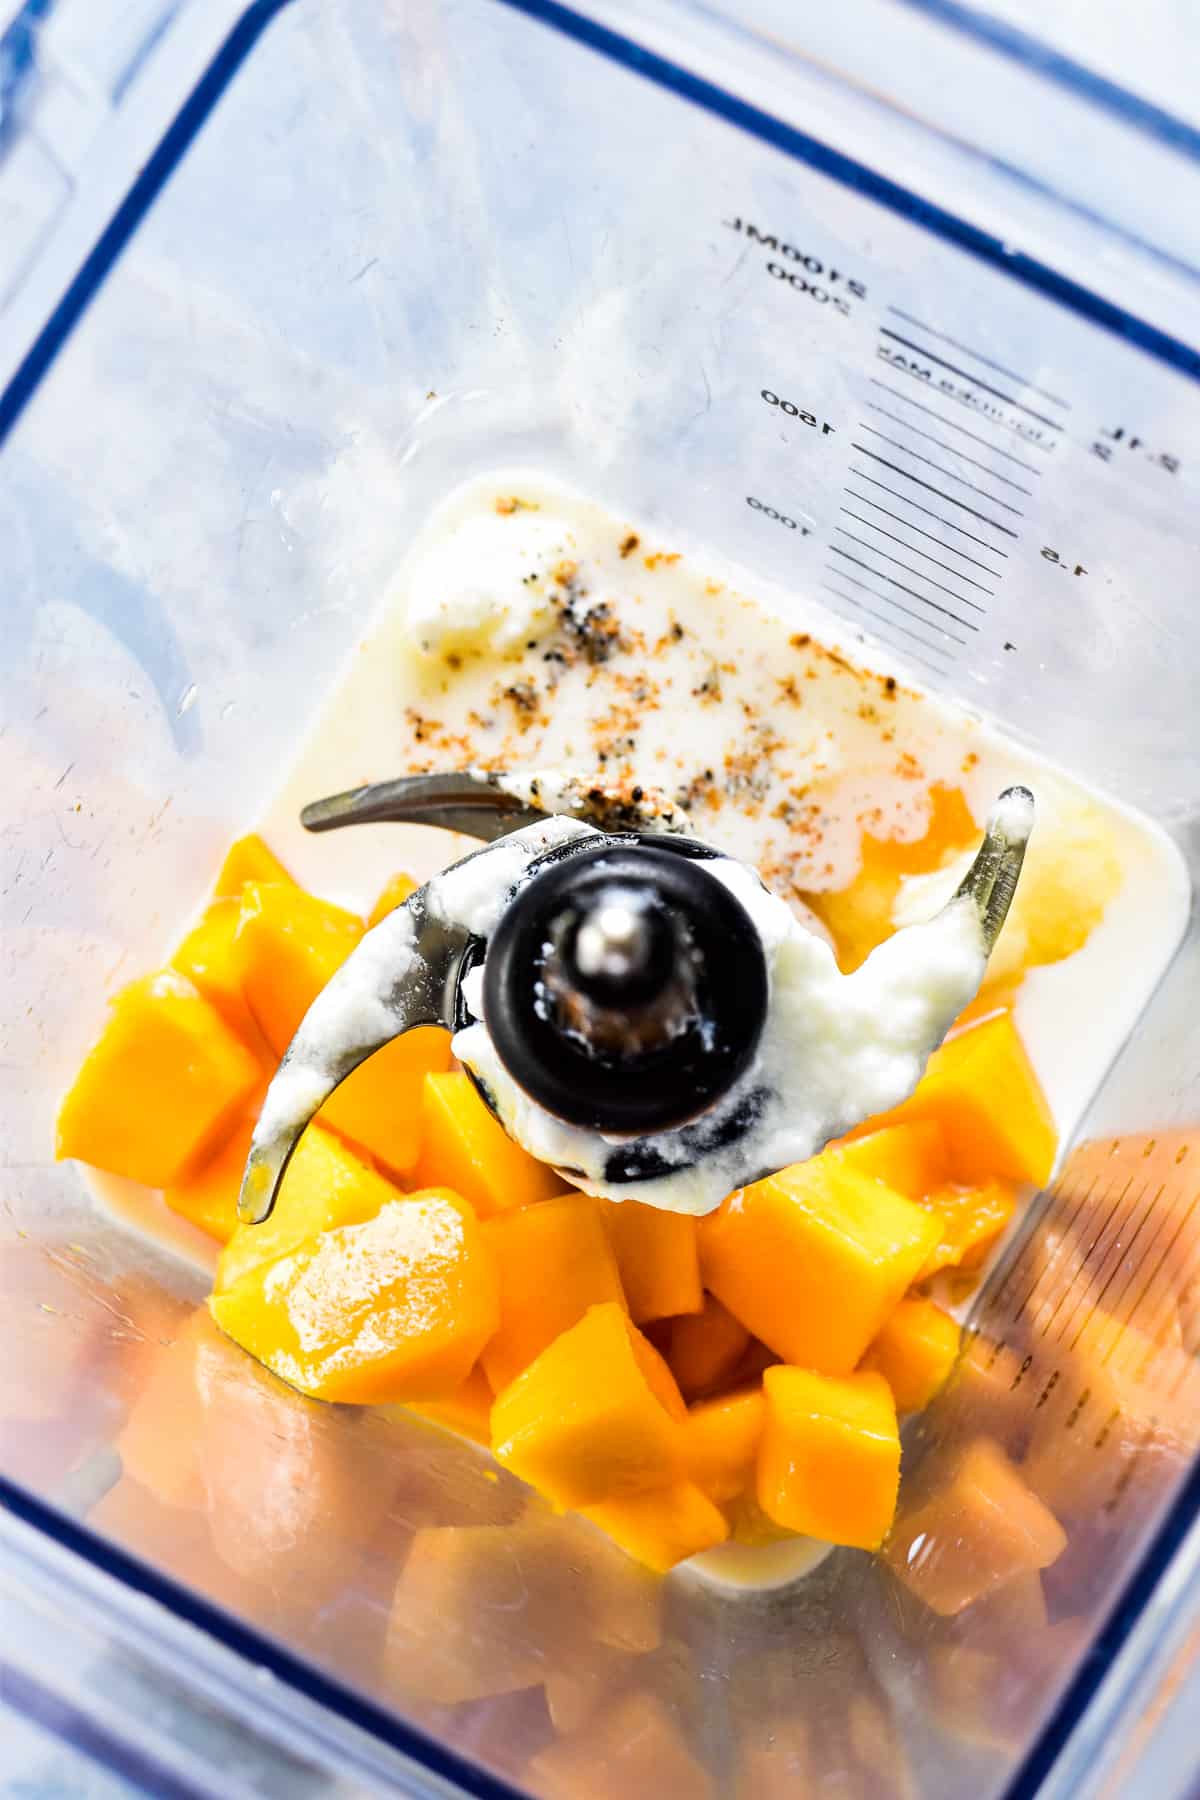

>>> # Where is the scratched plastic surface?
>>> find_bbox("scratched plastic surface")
[1,3,1199,1797]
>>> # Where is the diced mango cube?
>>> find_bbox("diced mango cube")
[213,832,295,898]
[601,1199,702,1324]
[214,1123,399,1292]
[859,1013,1057,1187]
[481,1194,625,1392]
[528,1691,714,1800]
[165,1115,257,1243]
[683,1386,766,1504]
[757,1366,900,1549]
[583,1480,728,1572]
[412,1070,564,1217]
[171,896,270,1059]
[57,971,262,1188]
[918,1179,1016,1278]
[234,879,363,1057]
[885,1437,1066,1615]
[829,1121,947,1200]
[861,1297,960,1413]
[699,1160,942,1374]
[368,871,418,927]
[319,1027,452,1178]
[210,1188,499,1404]
[409,1364,494,1446]
[668,1293,750,1399]
[491,1302,684,1509]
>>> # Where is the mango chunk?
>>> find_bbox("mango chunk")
[165,1115,256,1244]
[214,1123,399,1292]
[668,1293,750,1400]
[412,1069,564,1217]
[861,1297,960,1413]
[491,1302,684,1509]
[409,1364,494,1446]
[320,1027,452,1178]
[213,832,295,898]
[171,896,270,1058]
[528,1690,714,1800]
[700,1160,942,1374]
[368,871,418,927]
[829,1121,947,1200]
[918,1179,1016,1278]
[482,1194,625,1392]
[210,1188,499,1404]
[683,1386,765,1504]
[57,970,262,1188]
[234,879,363,1057]
[860,1013,1057,1187]
[885,1437,1066,1615]
[757,1366,900,1549]
[601,1199,702,1324]
[583,1480,728,1572]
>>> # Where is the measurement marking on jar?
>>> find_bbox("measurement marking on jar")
[851,444,1020,538]
[864,403,1035,495]
[879,328,1065,432]
[832,528,987,610]
[842,486,1004,570]
[874,353,1056,451]
[1112,1187,1200,1362]
[1047,1176,1141,1344]
[760,389,836,432]
[885,307,1072,410]
[820,581,955,673]
[848,471,1011,554]
[746,495,809,532]
[1068,1187,1161,1348]
[828,547,979,632]
[1041,547,1087,576]
[858,423,1025,515]
[869,379,1044,474]
[837,508,996,592]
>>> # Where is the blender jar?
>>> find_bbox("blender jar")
[1,2,1198,1794]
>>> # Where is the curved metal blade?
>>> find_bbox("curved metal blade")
[954,784,1035,951]
[301,772,545,844]
[236,889,471,1226]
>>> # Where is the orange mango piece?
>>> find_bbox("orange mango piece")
[918,1179,1016,1278]
[601,1198,702,1324]
[164,1114,257,1243]
[481,1194,625,1393]
[683,1386,766,1504]
[828,1120,947,1200]
[861,1297,960,1413]
[528,1690,714,1800]
[412,1069,564,1217]
[857,1013,1057,1187]
[213,832,295,898]
[319,1027,452,1178]
[115,1308,212,1509]
[57,970,262,1188]
[699,1159,942,1374]
[583,1479,728,1572]
[210,1188,499,1404]
[885,1436,1066,1615]
[408,1364,494,1446]
[234,879,363,1057]
[757,1365,900,1549]
[368,871,418,927]
[667,1293,750,1399]
[171,896,270,1059]
[214,1122,399,1292]
[491,1302,684,1509]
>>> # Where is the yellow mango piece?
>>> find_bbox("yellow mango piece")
[859,1013,1057,1188]
[724,1489,806,1549]
[601,1198,702,1324]
[583,1479,728,1572]
[667,1293,750,1400]
[214,1123,399,1292]
[213,832,295,898]
[171,896,270,1059]
[829,1121,947,1200]
[320,1027,452,1178]
[412,1069,564,1217]
[918,1179,1016,1278]
[368,871,418,927]
[210,1188,499,1404]
[491,1301,684,1510]
[885,1436,1066,1615]
[757,1366,900,1549]
[543,1647,632,1734]
[234,879,363,1057]
[699,1161,942,1374]
[164,1115,256,1243]
[683,1386,766,1503]
[57,971,262,1188]
[861,1297,960,1413]
[409,1364,494,1446]
[529,1690,714,1800]
[481,1194,625,1392]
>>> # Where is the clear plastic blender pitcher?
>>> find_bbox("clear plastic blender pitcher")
[1,1,1199,1794]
